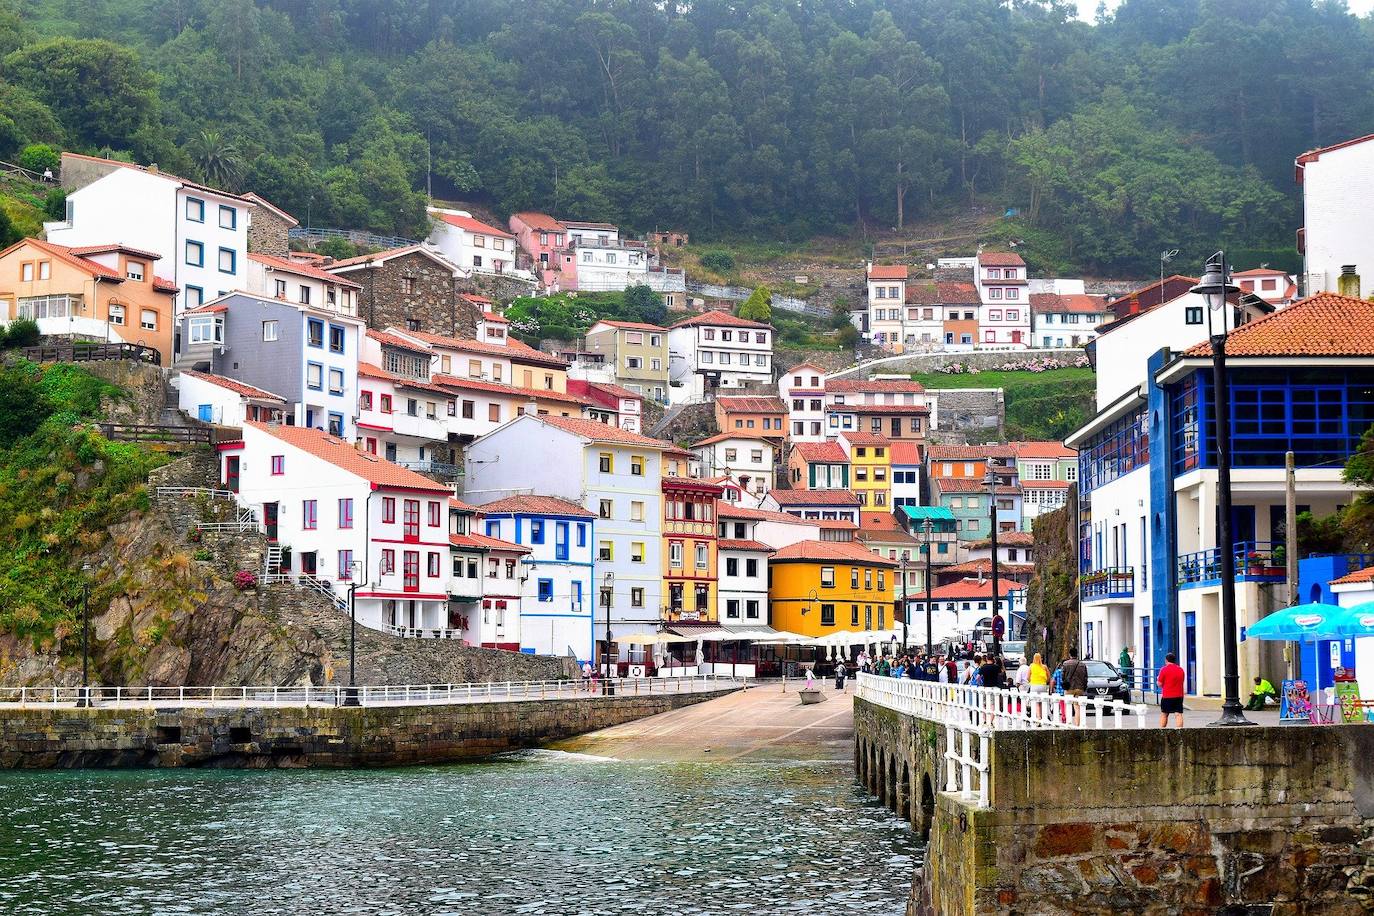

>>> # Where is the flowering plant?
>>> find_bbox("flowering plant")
[233,570,258,591]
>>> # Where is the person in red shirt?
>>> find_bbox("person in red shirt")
[1157,652,1187,728]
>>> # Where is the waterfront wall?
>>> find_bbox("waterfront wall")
[854,698,1374,915]
[0,687,736,769]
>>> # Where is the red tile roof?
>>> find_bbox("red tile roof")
[153,276,178,293]
[868,264,909,280]
[923,578,1021,599]
[67,243,162,260]
[478,494,595,518]
[431,373,590,407]
[839,432,892,448]
[936,478,1020,495]
[1100,275,1198,326]
[1011,441,1076,459]
[889,442,922,465]
[978,252,1025,267]
[590,319,667,332]
[538,413,676,448]
[1022,480,1071,490]
[482,311,508,324]
[181,370,284,402]
[835,403,930,416]
[433,211,514,238]
[928,444,1014,460]
[671,309,772,330]
[785,362,827,374]
[366,329,432,354]
[968,531,1035,548]
[792,441,848,464]
[1233,268,1291,278]
[1028,293,1110,315]
[1296,133,1374,167]
[943,558,1035,577]
[826,378,925,394]
[325,245,461,274]
[246,422,450,491]
[402,329,569,369]
[450,532,530,553]
[716,395,787,413]
[357,362,453,395]
[511,212,566,232]
[1182,292,1374,358]
[769,489,861,506]
[771,539,898,566]
[250,253,362,288]
[8,238,123,281]
[716,539,775,552]
[938,281,981,305]
[692,431,776,447]
[1332,566,1374,586]
[242,192,298,226]
[716,503,810,524]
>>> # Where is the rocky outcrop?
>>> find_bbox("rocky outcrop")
[1024,488,1079,666]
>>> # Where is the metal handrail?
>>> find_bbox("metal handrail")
[855,672,1147,731]
[0,673,747,708]
[156,486,237,501]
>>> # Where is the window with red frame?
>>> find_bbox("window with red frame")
[427,552,440,577]
[382,497,396,523]
[337,549,353,580]
[338,498,353,529]
[428,501,441,527]
[270,455,284,475]
[359,390,373,411]
[302,499,317,530]
[403,551,419,591]
[381,549,395,574]
[380,394,392,413]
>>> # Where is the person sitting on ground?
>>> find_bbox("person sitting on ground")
[1245,675,1277,710]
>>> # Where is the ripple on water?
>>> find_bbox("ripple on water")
[0,758,920,916]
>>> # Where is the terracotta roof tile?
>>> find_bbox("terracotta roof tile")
[246,422,449,491]
[769,489,861,506]
[1028,293,1109,315]
[670,309,772,330]
[512,212,565,231]
[366,329,432,353]
[968,531,1035,548]
[538,414,676,448]
[590,319,667,332]
[181,370,285,402]
[834,403,930,416]
[936,478,1020,495]
[1011,441,1076,459]
[716,539,774,552]
[403,329,569,369]
[716,395,787,413]
[691,431,775,447]
[450,532,530,553]
[977,252,1025,267]
[716,503,809,524]
[826,378,925,394]
[357,362,453,395]
[9,238,123,281]
[477,494,595,518]
[868,264,909,280]
[928,444,1015,460]
[943,558,1035,576]
[67,243,162,260]
[792,441,848,463]
[1182,292,1374,358]
[1023,480,1071,490]
[923,577,1021,599]
[771,539,897,566]
[1332,565,1374,586]
[431,373,590,407]
[433,211,514,238]
[889,442,922,465]
[250,253,362,288]
[938,281,981,305]
[838,432,892,448]
[152,276,178,293]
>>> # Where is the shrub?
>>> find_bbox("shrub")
[699,250,735,273]
[43,187,66,220]
[193,548,213,561]
[232,570,257,591]
[18,143,59,175]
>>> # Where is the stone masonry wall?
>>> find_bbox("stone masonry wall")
[829,347,1084,380]
[352,252,466,337]
[856,696,1374,916]
[247,208,292,257]
[0,686,737,768]
[928,388,1004,442]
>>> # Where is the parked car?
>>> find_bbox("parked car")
[1083,659,1131,706]
[1001,640,1026,670]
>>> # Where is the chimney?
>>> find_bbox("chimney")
[1339,265,1361,298]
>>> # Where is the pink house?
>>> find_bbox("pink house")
[509,212,571,289]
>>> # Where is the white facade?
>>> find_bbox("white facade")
[692,436,774,495]
[1032,308,1105,348]
[667,313,774,404]
[45,162,252,319]
[177,371,284,427]
[1298,135,1374,298]
[427,208,520,276]
[572,240,651,291]
[718,518,770,627]
[780,364,828,442]
[866,265,908,351]
[1329,578,1374,702]
[974,256,1030,348]
[477,511,594,659]
[246,255,360,317]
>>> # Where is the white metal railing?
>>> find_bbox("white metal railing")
[944,721,991,807]
[156,486,237,501]
[195,506,258,532]
[856,673,1147,731]
[383,624,464,640]
[297,575,348,611]
[0,673,747,709]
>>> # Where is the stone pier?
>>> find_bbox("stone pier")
[854,697,1374,915]
[0,687,737,768]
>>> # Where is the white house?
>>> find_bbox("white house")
[780,362,828,442]
[224,422,454,637]
[177,370,285,427]
[667,310,774,404]
[866,263,909,351]
[464,414,674,659]
[246,253,362,317]
[1233,268,1298,306]
[1029,293,1111,349]
[1296,133,1374,298]
[717,513,773,633]
[45,152,254,327]
[447,500,531,651]
[569,237,653,292]
[690,433,775,496]
[427,208,519,276]
[974,252,1030,348]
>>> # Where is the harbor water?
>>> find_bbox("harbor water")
[0,752,919,916]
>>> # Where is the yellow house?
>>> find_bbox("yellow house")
[0,237,177,364]
[769,539,897,637]
[840,432,894,522]
[662,463,723,624]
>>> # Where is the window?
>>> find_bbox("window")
[745,558,758,577]
[577,524,586,547]
[1185,306,1204,325]
[988,310,1002,321]
[307,318,324,348]
[631,587,645,608]
[379,394,392,414]
[140,309,157,331]
[670,541,683,568]
[125,261,145,282]
[218,248,236,274]
[599,499,613,519]
[851,568,860,588]
[536,578,554,603]
[261,319,279,342]
[726,599,740,619]
[987,288,1002,300]
[185,197,206,222]
[487,403,501,423]
[1006,309,1018,319]
[306,363,323,390]
[598,540,613,561]
[185,286,203,308]
[821,603,836,626]
[631,501,644,521]
[820,566,835,588]
[270,455,284,475]
[726,557,739,577]
[381,549,395,575]
[185,241,204,266]
[627,356,642,370]
[531,519,545,544]
[696,543,708,569]
[329,325,345,353]
[219,205,237,230]
[338,550,354,581]
[701,351,713,364]
[108,303,126,325]
[301,500,317,529]
[630,455,644,476]
[598,453,613,473]
[328,368,344,395]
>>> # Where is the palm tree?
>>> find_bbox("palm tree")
[187,130,244,191]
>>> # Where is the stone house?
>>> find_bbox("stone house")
[242,192,298,257]
[325,245,476,338]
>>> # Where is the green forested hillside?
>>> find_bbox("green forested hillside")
[0,0,1363,271]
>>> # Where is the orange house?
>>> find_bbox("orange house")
[0,238,177,363]
[714,394,788,441]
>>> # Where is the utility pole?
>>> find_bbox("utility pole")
[925,519,934,656]
[1285,450,1298,681]
[900,553,910,652]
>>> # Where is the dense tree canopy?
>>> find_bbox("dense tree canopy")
[0,0,1366,272]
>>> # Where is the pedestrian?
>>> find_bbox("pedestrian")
[1061,649,1089,725]
[877,656,890,677]
[978,654,1003,690]
[893,659,906,679]
[834,660,848,692]
[1157,652,1186,728]
[1119,645,1135,689]
[959,660,973,684]
[581,660,594,693]
[804,666,817,690]
[1014,655,1031,691]
[1027,653,1050,694]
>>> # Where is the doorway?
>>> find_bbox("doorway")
[1184,611,1197,695]
[224,456,240,493]
[263,502,278,541]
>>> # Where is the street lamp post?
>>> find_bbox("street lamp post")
[923,519,934,656]
[602,571,615,696]
[76,563,92,707]
[900,553,909,652]
[985,470,1002,661]
[343,558,363,707]
[1191,251,1253,727]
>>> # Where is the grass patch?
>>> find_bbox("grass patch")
[913,367,1096,442]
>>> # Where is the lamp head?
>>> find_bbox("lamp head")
[1189,251,1238,312]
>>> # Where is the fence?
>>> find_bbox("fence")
[99,424,211,445]
[685,281,821,316]
[288,226,419,251]
[856,673,1147,731]
[21,342,162,366]
[0,673,747,709]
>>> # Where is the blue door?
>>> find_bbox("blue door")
[1184,612,1197,695]
[197,404,213,422]
[1140,618,1152,692]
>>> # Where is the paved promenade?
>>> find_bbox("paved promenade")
[555,680,856,762]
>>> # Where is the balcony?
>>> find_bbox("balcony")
[1080,567,1134,602]
[1177,542,1287,590]
[396,459,463,481]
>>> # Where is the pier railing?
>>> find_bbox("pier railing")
[0,674,746,709]
[856,672,1147,730]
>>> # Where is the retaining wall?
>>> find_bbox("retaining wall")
[854,698,1374,916]
[0,686,737,769]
